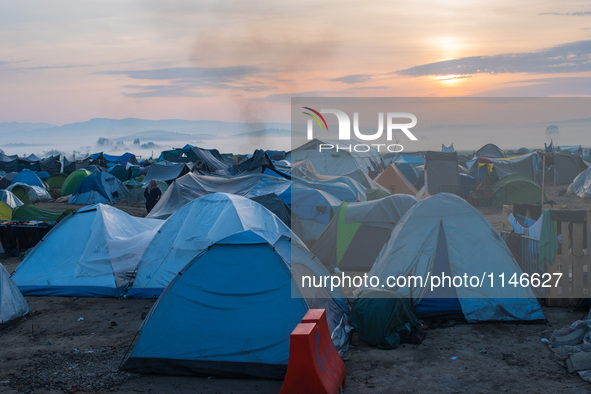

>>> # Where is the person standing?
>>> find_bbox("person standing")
[144,180,161,214]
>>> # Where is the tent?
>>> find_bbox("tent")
[1,263,30,325]
[424,151,461,195]
[312,194,418,271]
[69,172,128,205]
[286,138,383,176]
[146,173,291,219]
[0,154,18,173]
[0,190,23,209]
[46,173,68,189]
[120,230,349,378]
[484,153,538,180]
[60,169,92,196]
[38,155,61,174]
[369,193,545,322]
[12,169,45,189]
[475,143,505,158]
[6,183,52,204]
[12,204,75,222]
[12,204,163,297]
[553,153,586,185]
[493,174,544,206]
[143,162,189,184]
[128,193,293,298]
[250,193,291,227]
[375,164,418,195]
[109,165,130,182]
[0,201,12,220]
[567,167,591,199]
[291,183,342,246]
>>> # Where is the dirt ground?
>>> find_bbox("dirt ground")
[1,185,590,393]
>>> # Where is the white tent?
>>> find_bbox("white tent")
[1,263,29,324]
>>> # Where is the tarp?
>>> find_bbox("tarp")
[121,231,349,379]
[0,172,18,189]
[369,193,545,323]
[567,167,591,199]
[128,193,293,298]
[69,172,128,205]
[0,190,23,209]
[0,154,18,173]
[286,138,383,176]
[485,153,537,180]
[38,155,61,174]
[0,263,30,324]
[6,183,52,204]
[142,162,188,183]
[12,204,163,297]
[425,151,460,195]
[147,173,291,219]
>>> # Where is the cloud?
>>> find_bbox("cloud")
[331,74,372,84]
[98,66,272,97]
[539,12,591,16]
[397,40,591,77]
[473,77,591,96]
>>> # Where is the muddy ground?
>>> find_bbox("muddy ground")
[0,185,589,393]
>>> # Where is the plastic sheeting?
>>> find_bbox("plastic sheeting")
[129,193,293,298]
[567,167,591,199]
[0,190,23,209]
[147,173,291,219]
[369,193,545,323]
[12,204,163,297]
[143,162,188,183]
[6,183,52,204]
[0,263,30,324]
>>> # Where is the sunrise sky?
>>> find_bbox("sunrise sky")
[1,0,590,126]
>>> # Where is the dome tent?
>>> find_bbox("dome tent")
[369,193,545,323]
[127,193,292,298]
[312,194,418,271]
[60,169,92,196]
[120,230,349,379]
[12,204,163,297]
[69,172,128,205]
[6,183,51,204]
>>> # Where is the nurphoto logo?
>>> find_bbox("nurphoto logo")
[303,107,418,153]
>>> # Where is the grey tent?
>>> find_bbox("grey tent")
[143,162,189,184]
[424,151,461,195]
[475,143,505,158]
[312,194,418,271]
[487,153,537,180]
[553,153,586,185]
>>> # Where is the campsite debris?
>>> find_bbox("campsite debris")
[450,357,457,360]
[541,338,549,343]
[548,311,591,382]
[77,317,84,322]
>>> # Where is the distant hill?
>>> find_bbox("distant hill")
[0,122,55,133]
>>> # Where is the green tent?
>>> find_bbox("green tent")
[493,175,545,206]
[47,173,68,189]
[60,169,92,196]
[12,204,75,222]
[0,201,12,220]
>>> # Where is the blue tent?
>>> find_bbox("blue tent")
[12,204,163,297]
[12,169,45,189]
[369,193,545,323]
[121,230,349,378]
[69,172,128,205]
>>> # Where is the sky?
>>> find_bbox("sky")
[1,0,590,127]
